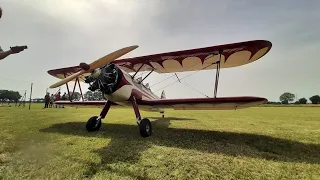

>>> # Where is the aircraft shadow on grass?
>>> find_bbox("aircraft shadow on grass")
[40,116,320,177]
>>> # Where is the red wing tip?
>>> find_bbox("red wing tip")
[259,97,268,101]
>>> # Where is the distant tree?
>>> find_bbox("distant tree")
[73,92,82,101]
[279,92,295,104]
[0,90,21,103]
[84,91,94,101]
[298,97,307,104]
[309,95,320,104]
[0,90,8,102]
[267,101,281,104]
[67,92,81,101]
[93,91,104,101]
[84,91,104,101]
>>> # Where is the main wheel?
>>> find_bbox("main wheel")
[86,116,102,132]
[139,118,152,137]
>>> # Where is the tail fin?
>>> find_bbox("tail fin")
[161,90,166,99]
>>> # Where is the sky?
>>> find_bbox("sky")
[0,0,319,102]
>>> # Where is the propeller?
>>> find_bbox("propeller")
[49,45,138,88]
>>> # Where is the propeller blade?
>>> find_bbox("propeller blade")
[49,45,138,89]
[88,45,138,70]
[49,70,85,88]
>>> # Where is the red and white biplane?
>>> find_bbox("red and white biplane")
[48,40,272,137]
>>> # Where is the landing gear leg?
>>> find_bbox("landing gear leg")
[131,96,152,137]
[86,101,111,132]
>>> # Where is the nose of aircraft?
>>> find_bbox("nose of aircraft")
[85,63,123,94]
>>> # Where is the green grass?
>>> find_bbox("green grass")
[261,104,320,107]
[0,104,320,179]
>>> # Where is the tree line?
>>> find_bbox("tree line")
[60,91,104,101]
[2,89,319,105]
[267,92,320,104]
[51,91,104,101]
[0,90,22,103]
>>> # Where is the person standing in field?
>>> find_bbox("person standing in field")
[55,92,61,108]
[49,94,54,108]
[44,93,50,108]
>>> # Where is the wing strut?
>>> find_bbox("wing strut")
[213,50,222,98]
[174,73,181,83]
[152,49,223,98]
[132,62,145,79]
[77,78,84,101]
[63,73,84,102]
[139,69,154,84]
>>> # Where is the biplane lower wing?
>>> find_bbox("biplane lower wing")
[53,97,266,110]
[137,96,267,110]
[53,101,120,107]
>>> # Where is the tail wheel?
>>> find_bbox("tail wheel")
[139,118,152,137]
[86,116,102,132]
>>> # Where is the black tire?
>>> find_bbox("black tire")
[86,116,101,132]
[139,118,152,137]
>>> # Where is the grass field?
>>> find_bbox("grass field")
[1,104,320,179]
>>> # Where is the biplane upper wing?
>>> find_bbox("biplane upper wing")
[47,40,271,78]
[137,96,267,110]
[114,40,272,73]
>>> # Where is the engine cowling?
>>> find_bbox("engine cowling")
[84,62,123,95]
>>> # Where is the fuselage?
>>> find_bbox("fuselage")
[102,65,159,101]
[84,63,164,112]
[104,65,164,112]
[81,63,161,109]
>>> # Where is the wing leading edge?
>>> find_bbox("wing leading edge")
[136,96,267,110]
